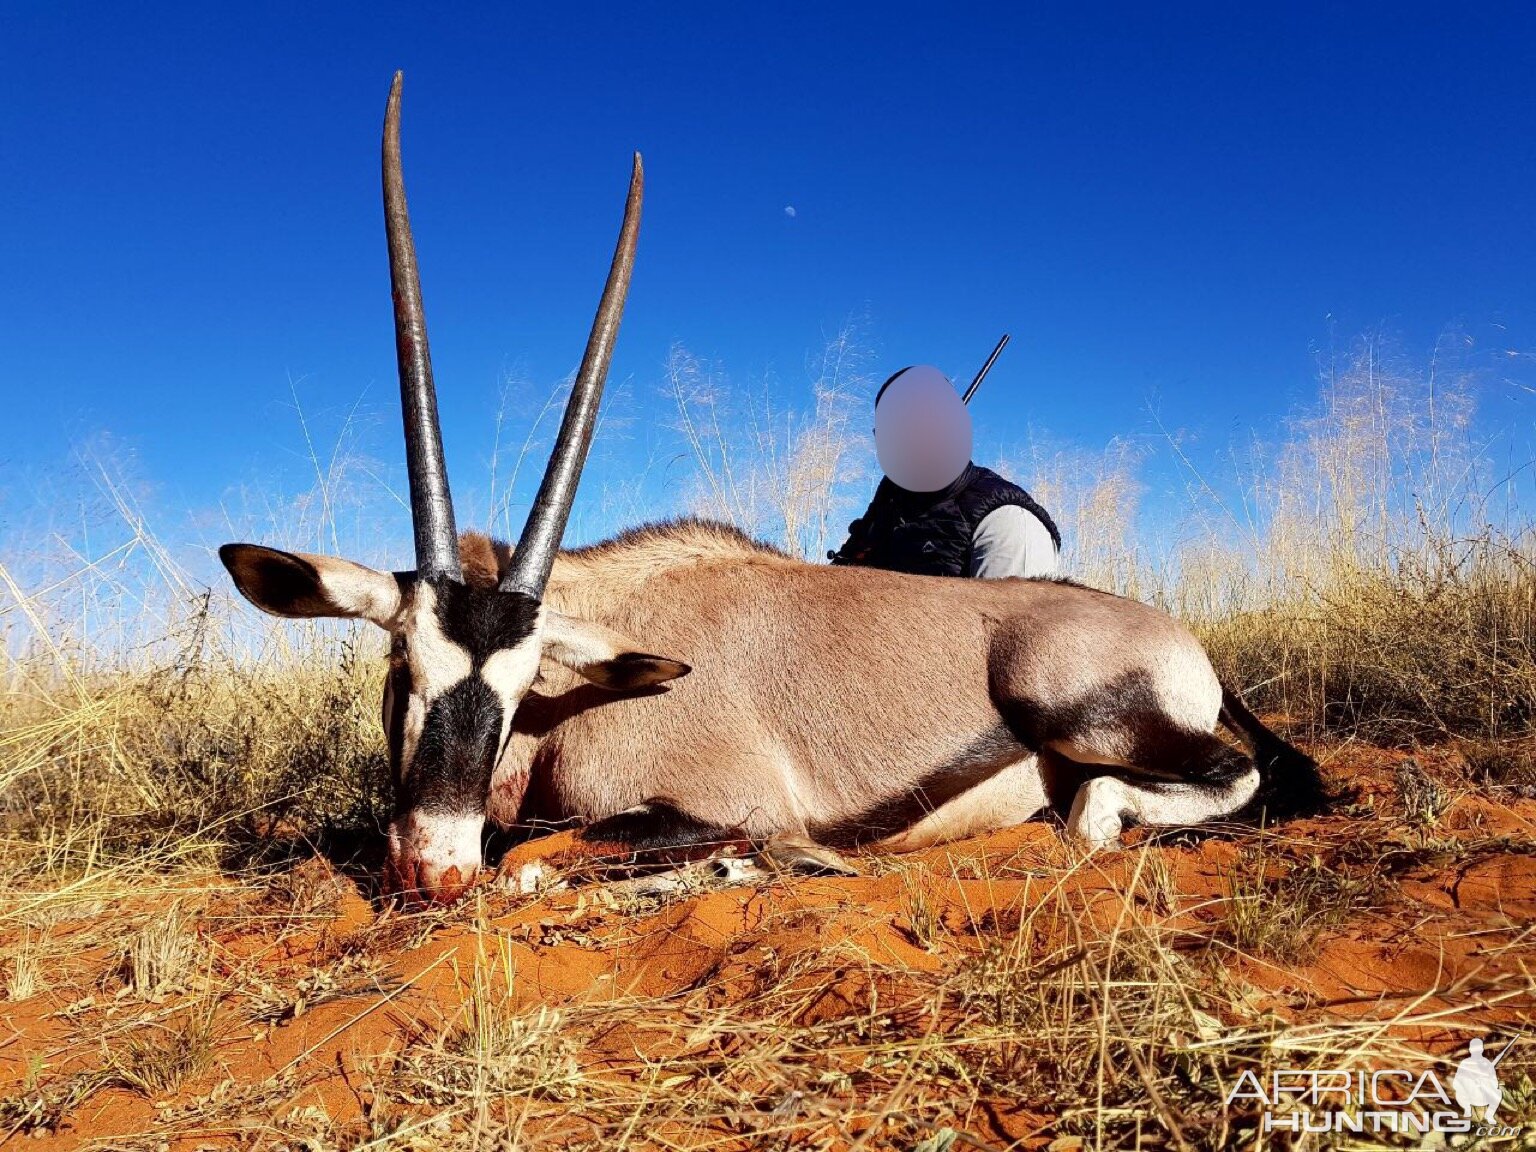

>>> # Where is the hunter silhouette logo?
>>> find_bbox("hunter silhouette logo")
[1226,1034,1523,1137]
[1453,1036,1509,1122]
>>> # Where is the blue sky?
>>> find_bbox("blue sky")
[4,3,1535,561]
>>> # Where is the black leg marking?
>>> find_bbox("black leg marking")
[577,801,752,871]
[999,670,1162,760]
[1143,732,1256,794]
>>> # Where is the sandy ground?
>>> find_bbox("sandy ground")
[2,743,1533,1150]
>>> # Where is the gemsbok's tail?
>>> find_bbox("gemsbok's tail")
[1219,686,1331,821]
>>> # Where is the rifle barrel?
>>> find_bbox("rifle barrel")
[963,334,1010,404]
[1489,1035,1522,1068]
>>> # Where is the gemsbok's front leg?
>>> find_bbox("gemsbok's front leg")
[493,796,860,896]
[487,759,531,830]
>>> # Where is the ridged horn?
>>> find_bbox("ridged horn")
[501,153,643,597]
[383,71,460,580]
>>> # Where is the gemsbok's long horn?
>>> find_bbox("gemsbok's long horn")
[383,71,461,581]
[501,153,643,599]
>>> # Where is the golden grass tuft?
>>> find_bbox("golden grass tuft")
[116,903,205,1000]
[1,927,44,1002]
[105,998,220,1098]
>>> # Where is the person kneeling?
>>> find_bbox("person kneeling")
[829,364,1060,579]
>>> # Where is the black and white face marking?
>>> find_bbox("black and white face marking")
[220,540,692,903]
[380,578,544,898]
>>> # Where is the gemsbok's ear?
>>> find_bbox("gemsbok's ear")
[540,610,691,691]
[219,544,404,627]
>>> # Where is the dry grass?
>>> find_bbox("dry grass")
[0,328,1534,1147]
[391,934,584,1116]
[665,320,879,562]
[115,903,205,1000]
[1214,843,1384,965]
[900,865,944,953]
[105,997,220,1098]
[0,796,1531,1147]
[2,928,44,1002]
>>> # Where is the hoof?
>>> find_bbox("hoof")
[757,835,860,878]
[494,858,569,896]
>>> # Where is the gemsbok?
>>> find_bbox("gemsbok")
[222,76,1326,905]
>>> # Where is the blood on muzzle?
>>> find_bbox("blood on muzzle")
[387,677,504,905]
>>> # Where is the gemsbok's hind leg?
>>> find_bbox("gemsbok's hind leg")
[1063,732,1260,849]
[874,754,1048,852]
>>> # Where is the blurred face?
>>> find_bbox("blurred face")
[874,366,973,492]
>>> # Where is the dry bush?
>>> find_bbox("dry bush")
[1,427,397,880]
[665,322,878,560]
[0,627,390,875]
[1197,558,1536,742]
[0,1067,110,1136]
[1183,338,1536,742]
[1460,737,1536,794]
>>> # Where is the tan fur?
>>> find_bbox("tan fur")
[478,518,1231,848]
[462,522,779,593]
[460,531,511,590]
[874,755,1047,851]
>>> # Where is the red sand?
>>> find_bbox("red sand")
[2,744,1532,1149]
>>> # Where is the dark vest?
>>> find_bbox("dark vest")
[829,463,1061,577]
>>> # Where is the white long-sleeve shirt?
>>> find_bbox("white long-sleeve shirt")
[969,505,1060,579]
